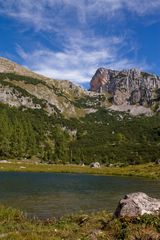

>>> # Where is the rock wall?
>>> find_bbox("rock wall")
[90,68,160,107]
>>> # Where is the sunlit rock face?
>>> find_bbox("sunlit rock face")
[90,68,160,106]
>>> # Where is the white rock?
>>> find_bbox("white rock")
[114,192,160,217]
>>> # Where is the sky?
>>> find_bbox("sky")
[0,0,160,88]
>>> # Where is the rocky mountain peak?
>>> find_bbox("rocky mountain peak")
[90,67,160,107]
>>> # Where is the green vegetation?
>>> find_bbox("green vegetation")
[70,108,160,165]
[74,95,100,108]
[0,205,159,240]
[0,72,73,102]
[0,162,159,179]
[0,73,160,239]
[1,72,160,165]
[0,72,44,85]
[1,101,160,166]
[0,73,51,108]
[0,103,70,162]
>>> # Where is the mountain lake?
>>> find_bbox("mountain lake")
[0,172,160,218]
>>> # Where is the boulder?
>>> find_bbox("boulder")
[156,159,160,165]
[114,192,160,217]
[90,162,100,168]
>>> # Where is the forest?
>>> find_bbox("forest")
[1,102,160,165]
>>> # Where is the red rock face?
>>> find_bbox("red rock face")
[90,68,110,92]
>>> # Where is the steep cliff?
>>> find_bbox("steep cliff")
[90,68,160,110]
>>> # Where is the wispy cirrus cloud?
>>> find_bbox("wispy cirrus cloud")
[17,33,150,84]
[1,0,160,30]
[0,0,159,84]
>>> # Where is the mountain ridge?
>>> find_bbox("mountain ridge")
[0,57,96,118]
[1,56,160,117]
[1,57,160,164]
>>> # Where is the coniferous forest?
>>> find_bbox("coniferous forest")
[1,102,160,165]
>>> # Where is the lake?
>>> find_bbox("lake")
[0,172,159,218]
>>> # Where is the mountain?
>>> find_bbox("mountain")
[90,68,160,115]
[1,57,160,117]
[0,57,48,79]
[1,57,160,165]
[0,57,99,118]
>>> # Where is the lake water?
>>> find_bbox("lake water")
[0,172,159,218]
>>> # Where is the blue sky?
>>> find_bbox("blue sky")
[0,0,160,87]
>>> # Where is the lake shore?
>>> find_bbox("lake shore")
[0,161,160,179]
[0,205,159,240]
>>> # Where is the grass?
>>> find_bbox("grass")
[0,205,159,240]
[0,161,159,239]
[0,161,160,179]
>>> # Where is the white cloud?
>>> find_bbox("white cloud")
[0,0,157,84]
[17,33,150,84]
[0,0,160,30]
